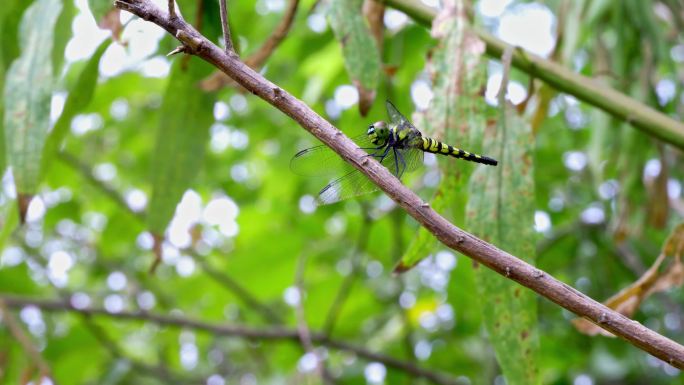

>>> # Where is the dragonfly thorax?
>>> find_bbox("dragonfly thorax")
[367,121,390,145]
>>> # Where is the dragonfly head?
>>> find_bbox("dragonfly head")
[368,121,389,145]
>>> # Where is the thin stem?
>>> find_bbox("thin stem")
[245,0,299,68]
[218,0,233,52]
[2,295,460,385]
[202,0,299,91]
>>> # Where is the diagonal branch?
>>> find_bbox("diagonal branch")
[114,0,684,368]
[1,295,460,385]
[383,0,684,151]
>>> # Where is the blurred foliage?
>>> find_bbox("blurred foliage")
[0,0,684,385]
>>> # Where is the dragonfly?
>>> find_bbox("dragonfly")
[291,100,498,205]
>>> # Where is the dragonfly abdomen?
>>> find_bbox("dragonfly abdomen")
[420,137,498,166]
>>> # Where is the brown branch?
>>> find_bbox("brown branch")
[1,295,460,385]
[114,0,684,368]
[201,0,299,91]
[245,0,299,68]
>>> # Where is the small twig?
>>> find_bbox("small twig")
[218,0,233,52]
[245,0,299,68]
[167,0,176,18]
[167,45,186,56]
[0,300,55,383]
[2,295,460,385]
[201,0,300,91]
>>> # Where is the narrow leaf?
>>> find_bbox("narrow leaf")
[0,0,34,175]
[327,0,380,115]
[43,39,111,175]
[394,0,487,272]
[3,0,63,195]
[147,59,215,234]
[466,105,539,385]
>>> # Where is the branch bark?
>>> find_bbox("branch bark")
[113,0,684,368]
[1,295,459,385]
[383,0,684,151]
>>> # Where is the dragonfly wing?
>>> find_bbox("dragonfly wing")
[317,169,379,205]
[385,100,412,127]
[317,146,416,204]
[400,145,424,174]
[290,134,375,177]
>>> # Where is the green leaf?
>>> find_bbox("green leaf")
[0,201,19,250]
[42,39,111,175]
[0,0,35,177]
[147,59,215,234]
[326,0,380,94]
[393,189,444,272]
[3,0,63,194]
[466,105,539,385]
[395,2,487,272]
[52,0,77,75]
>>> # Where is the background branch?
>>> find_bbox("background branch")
[0,300,55,383]
[1,295,460,385]
[201,0,300,91]
[113,0,684,367]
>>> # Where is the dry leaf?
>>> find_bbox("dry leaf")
[573,223,684,336]
[99,9,123,42]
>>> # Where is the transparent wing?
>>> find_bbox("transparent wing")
[290,134,377,177]
[316,146,423,204]
[317,169,380,205]
[385,100,411,127]
[401,146,424,174]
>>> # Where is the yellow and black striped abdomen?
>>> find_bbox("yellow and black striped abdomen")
[420,137,498,166]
